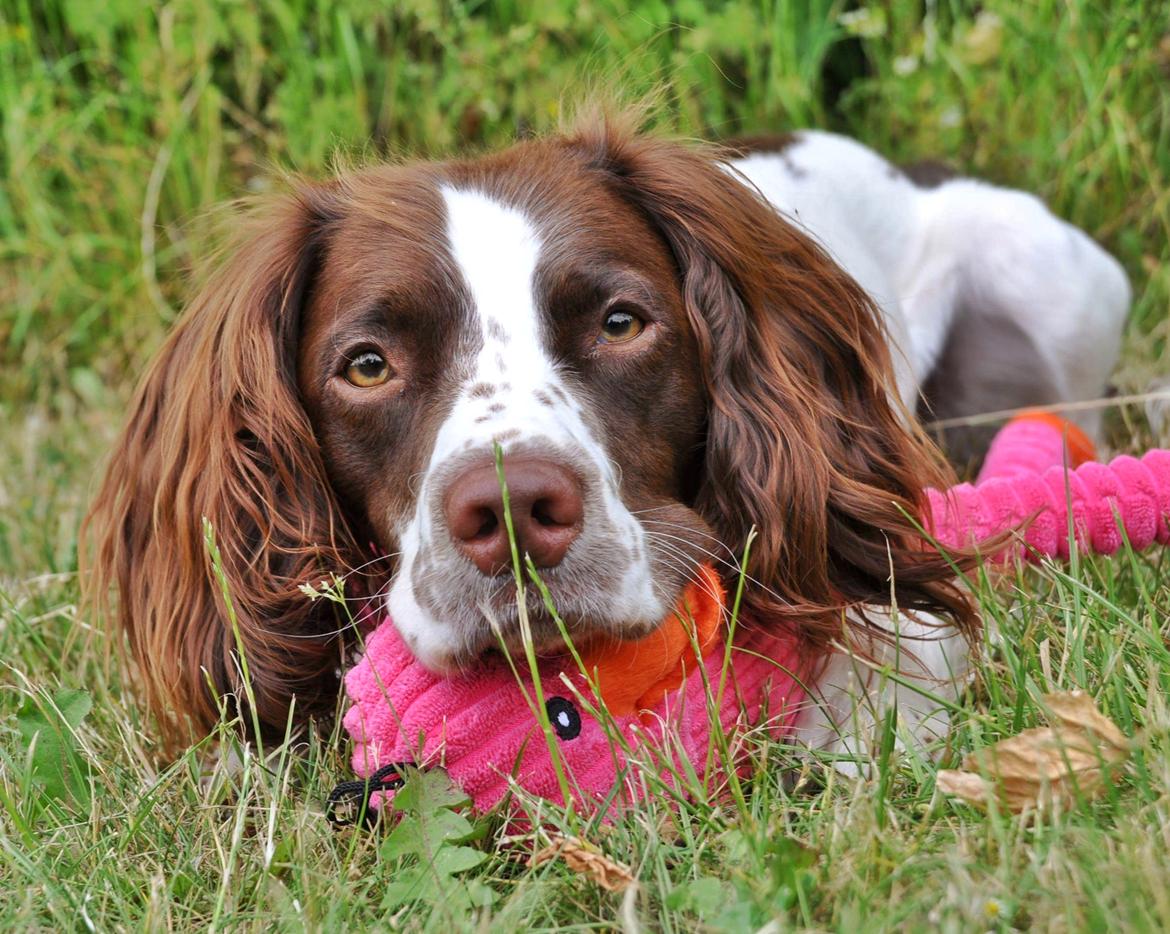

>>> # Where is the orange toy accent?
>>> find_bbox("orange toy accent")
[579,565,726,716]
[1013,411,1097,466]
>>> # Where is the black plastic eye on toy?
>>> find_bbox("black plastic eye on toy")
[547,697,585,744]
[546,696,581,740]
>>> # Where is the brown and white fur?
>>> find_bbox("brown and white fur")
[84,113,1129,764]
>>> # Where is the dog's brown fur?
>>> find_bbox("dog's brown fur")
[84,111,977,749]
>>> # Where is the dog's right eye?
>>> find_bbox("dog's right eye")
[344,351,391,388]
[598,306,646,345]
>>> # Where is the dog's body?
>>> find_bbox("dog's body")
[731,131,1128,434]
[85,116,1129,764]
[729,132,1130,760]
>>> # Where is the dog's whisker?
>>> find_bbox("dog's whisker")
[332,549,401,581]
[643,527,743,572]
[270,573,400,640]
[309,573,396,605]
[639,518,741,558]
[644,542,731,615]
[643,527,738,570]
[645,531,795,610]
[629,504,684,516]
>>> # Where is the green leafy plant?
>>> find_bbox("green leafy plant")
[14,688,93,810]
[377,768,496,915]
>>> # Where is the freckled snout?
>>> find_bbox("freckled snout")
[443,457,584,575]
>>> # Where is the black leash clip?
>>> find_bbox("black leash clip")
[326,761,411,828]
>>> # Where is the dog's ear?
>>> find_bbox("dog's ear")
[83,185,365,748]
[564,116,977,648]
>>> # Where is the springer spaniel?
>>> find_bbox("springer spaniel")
[85,114,1129,764]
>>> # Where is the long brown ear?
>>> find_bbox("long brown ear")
[82,186,366,748]
[563,116,977,649]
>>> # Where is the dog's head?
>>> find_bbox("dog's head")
[85,114,974,744]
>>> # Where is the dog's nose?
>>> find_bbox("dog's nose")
[444,457,584,575]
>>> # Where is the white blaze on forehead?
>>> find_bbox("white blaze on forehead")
[441,185,543,362]
[426,186,556,464]
[428,185,588,465]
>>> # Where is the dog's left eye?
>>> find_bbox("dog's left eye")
[344,351,391,388]
[598,307,645,344]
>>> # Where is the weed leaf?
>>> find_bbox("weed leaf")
[390,766,471,815]
[377,769,493,914]
[16,688,93,807]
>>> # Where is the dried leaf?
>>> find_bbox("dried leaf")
[938,691,1130,813]
[1041,690,1129,752]
[529,834,637,892]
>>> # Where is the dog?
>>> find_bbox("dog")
[85,111,1130,762]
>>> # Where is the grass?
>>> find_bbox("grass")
[2,0,1169,929]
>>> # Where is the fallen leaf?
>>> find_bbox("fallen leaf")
[937,690,1130,813]
[529,834,637,892]
[1041,690,1130,751]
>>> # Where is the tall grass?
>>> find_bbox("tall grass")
[1,1,1169,930]
[3,1,1166,393]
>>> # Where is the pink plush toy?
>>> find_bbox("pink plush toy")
[330,565,807,824]
[328,416,1170,823]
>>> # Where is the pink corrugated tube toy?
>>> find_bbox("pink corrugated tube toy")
[330,415,1170,822]
[927,413,1170,559]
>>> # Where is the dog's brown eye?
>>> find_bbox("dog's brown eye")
[345,351,391,388]
[598,307,645,344]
